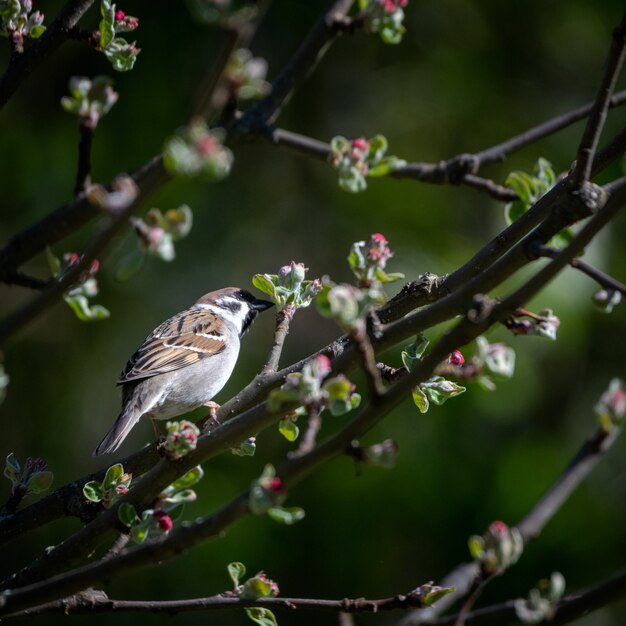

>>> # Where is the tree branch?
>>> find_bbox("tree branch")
[3,586,437,620]
[534,244,626,297]
[0,0,96,109]
[571,11,626,185]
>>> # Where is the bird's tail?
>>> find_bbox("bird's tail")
[92,406,142,456]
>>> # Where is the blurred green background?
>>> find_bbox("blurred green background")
[1,0,626,624]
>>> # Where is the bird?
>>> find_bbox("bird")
[93,287,274,456]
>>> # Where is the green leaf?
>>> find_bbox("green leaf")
[46,247,61,276]
[4,452,20,484]
[227,561,246,587]
[130,525,149,543]
[375,269,405,283]
[252,274,277,301]
[25,471,53,494]
[99,0,115,49]
[103,463,124,490]
[245,608,278,626]
[504,201,527,226]
[420,585,455,606]
[468,535,485,560]
[118,502,139,527]
[267,506,305,525]
[64,295,110,322]
[29,24,45,38]
[338,168,367,193]
[278,419,299,442]
[368,156,406,177]
[167,465,204,493]
[550,227,574,250]
[83,480,103,502]
[401,335,429,371]
[420,376,466,406]
[412,386,429,413]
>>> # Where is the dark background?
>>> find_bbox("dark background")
[1,1,626,624]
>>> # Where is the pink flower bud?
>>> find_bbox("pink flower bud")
[352,137,370,151]
[89,259,100,274]
[449,350,464,365]
[195,135,219,155]
[114,10,125,22]
[155,511,173,533]
[371,233,387,244]
[127,17,139,28]
[313,354,332,378]
[489,520,508,535]
[269,477,283,492]
[63,252,81,266]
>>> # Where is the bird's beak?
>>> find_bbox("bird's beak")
[253,299,274,313]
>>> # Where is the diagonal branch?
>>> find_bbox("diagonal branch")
[0,0,96,109]
[571,11,626,185]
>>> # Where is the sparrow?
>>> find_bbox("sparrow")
[93,287,274,456]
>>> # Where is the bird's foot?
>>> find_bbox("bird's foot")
[201,401,221,433]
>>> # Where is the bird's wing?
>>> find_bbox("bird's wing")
[117,307,226,384]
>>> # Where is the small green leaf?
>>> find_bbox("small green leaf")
[252,274,277,301]
[64,295,110,322]
[228,561,246,587]
[401,335,429,371]
[419,585,455,606]
[118,502,139,527]
[46,247,61,276]
[99,0,115,48]
[83,481,103,502]
[550,227,574,250]
[245,608,278,626]
[130,525,148,543]
[103,463,124,490]
[412,386,429,413]
[25,471,53,494]
[166,466,204,494]
[267,506,305,525]
[420,377,466,406]
[504,201,527,226]
[468,535,485,560]
[278,419,299,442]
[4,453,20,482]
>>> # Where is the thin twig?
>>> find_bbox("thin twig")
[351,319,384,396]
[290,409,322,458]
[399,426,623,625]
[427,567,626,625]
[0,0,96,110]
[534,244,626,297]
[262,304,294,373]
[3,586,435,620]
[236,0,356,131]
[572,12,626,185]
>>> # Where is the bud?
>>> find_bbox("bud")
[163,420,201,459]
[115,10,125,22]
[468,520,524,574]
[279,261,307,291]
[448,350,464,366]
[595,378,626,431]
[310,354,332,379]
[154,511,174,533]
